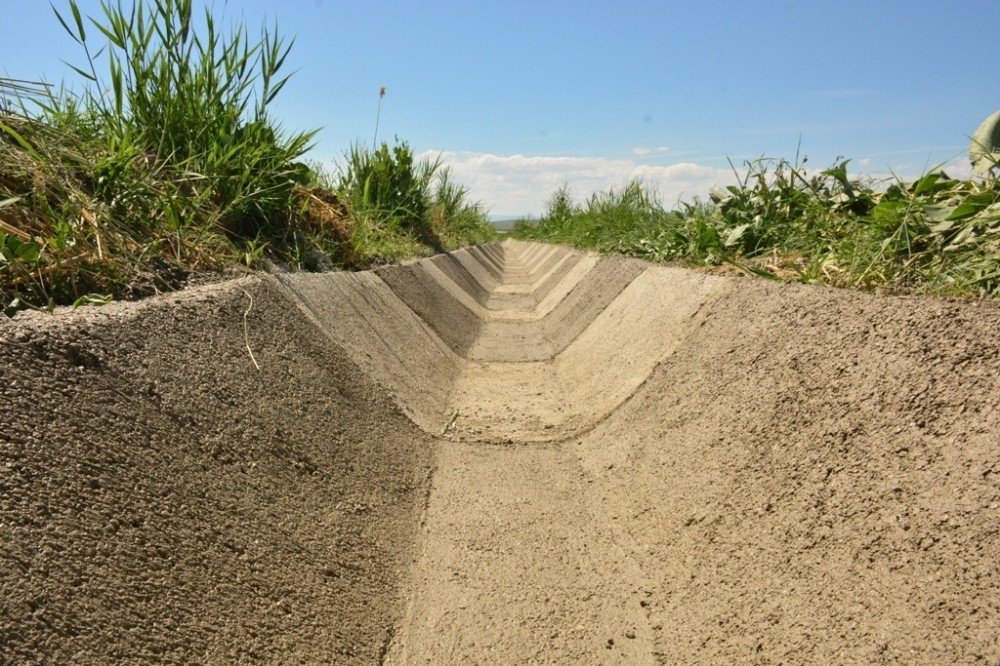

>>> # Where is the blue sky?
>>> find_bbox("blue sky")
[3,0,999,215]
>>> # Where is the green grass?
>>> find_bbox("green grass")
[514,156,1000,299]
[335,139,495,261]
[0,1,494,316]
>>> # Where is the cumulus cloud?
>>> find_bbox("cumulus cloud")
[855,155,974,182]
[940,157,975,180]
[423,149,984,218]
[630,146,670,157]
[423,150,734,217]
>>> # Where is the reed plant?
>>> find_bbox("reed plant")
[336,139,494,259]
[0,1,495,314]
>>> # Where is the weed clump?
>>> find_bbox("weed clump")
[0,1,494,315]
[515,155,1000,299]
[335,139,494,262]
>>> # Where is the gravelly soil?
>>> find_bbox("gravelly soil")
[571,278,1000,664]
[3,239,999,664]
[1,279,434,663]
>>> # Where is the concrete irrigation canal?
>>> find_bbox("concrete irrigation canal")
[3,240,999,663]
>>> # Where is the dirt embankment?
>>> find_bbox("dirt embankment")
[3,239,999,664]
[572,279,1000,663]
[1,279,434,663]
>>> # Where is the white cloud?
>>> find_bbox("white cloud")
[424,150,733,217]
[852,156,975,183]
[941,157,975,180]
[423,149,985,218]
[630,145,670,156]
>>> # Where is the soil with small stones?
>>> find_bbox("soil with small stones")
[2,239,999,664]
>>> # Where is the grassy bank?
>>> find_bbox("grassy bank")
[513,156,1000,299]
[0,1,494,316]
